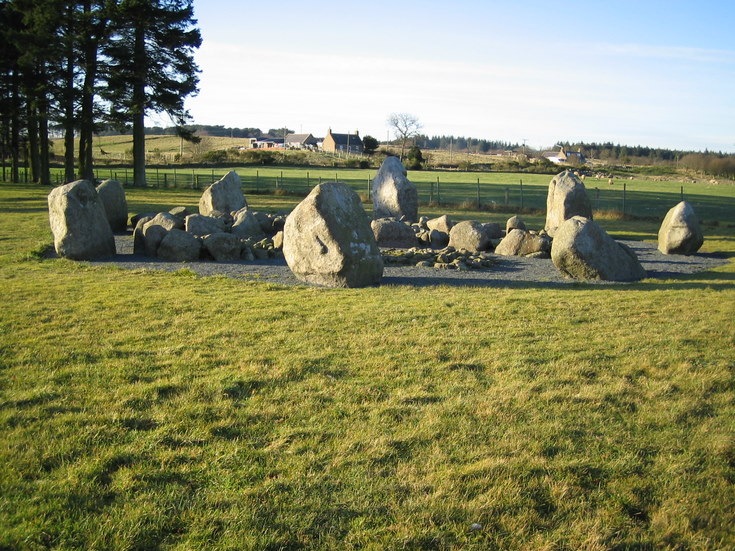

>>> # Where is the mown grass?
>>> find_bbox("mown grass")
[1,183,734,550]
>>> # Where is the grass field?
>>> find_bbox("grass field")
[1,182,734,550]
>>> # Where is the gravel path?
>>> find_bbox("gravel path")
[83,235,729,288]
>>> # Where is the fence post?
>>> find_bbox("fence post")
[595,187,600,210]
[680,185,684,202]
[307,171,310,189]
[436,176,441,205]
[622,182,626,216]
[256,170,259,192]
[504,187,509,205]
[366,176,371,199]
[429,180,434,203]
[476,178,481,209]
[519,179,524,210]
[335,172,338,182]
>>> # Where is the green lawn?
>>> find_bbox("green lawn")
[1,182,734,550]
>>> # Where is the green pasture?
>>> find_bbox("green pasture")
[41,164,735,224]
[1,182,734,550]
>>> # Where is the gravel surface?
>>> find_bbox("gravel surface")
[82,235,729,288]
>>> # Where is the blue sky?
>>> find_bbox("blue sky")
[176,0,735,152]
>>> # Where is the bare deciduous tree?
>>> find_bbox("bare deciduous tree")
[387,112,422,160]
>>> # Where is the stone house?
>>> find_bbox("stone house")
[321,129,363,154]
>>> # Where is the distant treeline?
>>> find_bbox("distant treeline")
[413,135,521,153]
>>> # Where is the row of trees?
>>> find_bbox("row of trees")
[0,0,201,186]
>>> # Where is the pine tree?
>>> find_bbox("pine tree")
[103,0,201,187]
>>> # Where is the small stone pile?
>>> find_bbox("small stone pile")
[382,246,494,271]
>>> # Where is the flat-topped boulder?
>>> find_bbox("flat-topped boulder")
[658,201,704,255]
[551,216,646,281]
[371,156,418,222]
[199,171,246,217]
[48,179,116,260]
[283,182,383,287]
[495,229,551,257]
[185,214,227,236]
[545,171,592,237]
[157,229,202,262]
[371,218,419,248]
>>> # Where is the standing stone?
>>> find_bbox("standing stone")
[371,156,418,222]
[133,215,154,255]
[157,229,202,262]
[199,171,246,217]
[495,229,551,257]
[96,179,128,232]
[448,220,491,252]
[371,218,419,248]
[48,180,116,260]
[545,171,593,237]
[283,182,383,287]
[551,216,646,281]
[658,201,704,255]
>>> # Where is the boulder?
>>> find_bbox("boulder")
[283,182,383,287]
[251,211,275,234]
[199,171,246,217]
[141,212,180,257]
[47,180,116,260]
[202,232,242,261]
[448,220,491,252]
[429,229,449,249]
[505,215,526,234]
[168,206,192,226]
[96,179,128,232]
[545,171,593,237]
[371,156,418,222]
[132,215,154,255]
[658,201,704,255]
[551,216,646,281]
[157,229,202,262]
[371,218,419,248]
[130,211,156,228]
[494,229,551,257]
[272,231,284,250]
[426,215,454,234]
[483,222,503,239]
[185,214,226,236]
[231,208,266,239]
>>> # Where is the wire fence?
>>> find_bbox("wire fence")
[36,166,735,223]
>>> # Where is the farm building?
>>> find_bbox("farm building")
[253,138,285,149]
[285,133,318,150]
[322,129,363,154]
[542,146,586,165]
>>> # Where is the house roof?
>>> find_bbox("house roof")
[327,130,363,146]
[285,133,316,144]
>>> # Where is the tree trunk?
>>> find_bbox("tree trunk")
[10,67,20,184]
[27,100,40,183]
[78,0,99,181]
[63,7,76,183]
[131,23,146,187]
[38,93,50,185]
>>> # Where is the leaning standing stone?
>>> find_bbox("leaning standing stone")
[96,179,128,232]
[545,171,593,237]
[658,201,704,255]
[371,156,418,222]
[48,180,116,260]
[551,216,646,281]
[495,229,551,257]
[283,182,383,287]
[199,171,246,217]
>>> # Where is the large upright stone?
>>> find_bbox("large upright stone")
[545,171,592,237]
[551,216,646,281]
[48,180,116,260]
[448,220,491,252]
[371,157,418,222]
[199,171,246,217]
[96,179,128,232]
[658,201,704,255]
[283,182,383,287]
